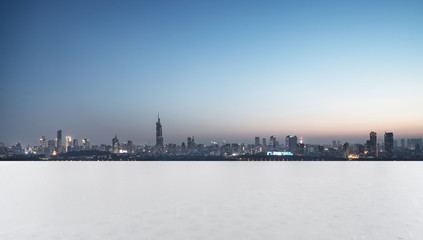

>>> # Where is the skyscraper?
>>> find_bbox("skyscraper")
[297,143,305,156]
[127,140,133,154]
[82,138,90,150]
[48,140,55,154]
[191,136,196,152]
[56,130,62,153]
[112,135,119,153]
[384,132,394,157]
[187,137,192,149]
[367,131,378,158]
[156,114,164,152]
[73,139,79,151]
[65,136,72,152]
[255,136,260,146]
[270,136,276,151]
[343,142,350,159]
[40,136,46,148]
[39,136,46,153]
[286,135,298,154]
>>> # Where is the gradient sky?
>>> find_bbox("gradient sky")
[1,0,423,146]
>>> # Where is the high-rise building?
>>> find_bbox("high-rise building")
[223,144,231,155]
[400,139,405,148]
[286,135,298,154]
[297,143,305,156]
[262,138,266,148]
[367,131,378,158]
[73,139,79,151]
[56,130,62,152]
[343,142,350,158]
[191,136,196,152]
[270,136,276,151]
[358,144,365,156]
[255,137,260,146]
[121,141,127,152]
[185,136,196,152]
[13,143,22,154]
[127,140,133,153]
[65,136,72,152]
[156,114,164,152]
[112,135,119,153]
[384,132,394,157]
[48,140,55,154]
[39,136,46,153]
[232,143,240,154]
[82,138,90,150]
[187,137,192,151]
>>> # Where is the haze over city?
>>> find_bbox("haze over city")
[1,0,423,146]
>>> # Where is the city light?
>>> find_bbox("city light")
[1,117,422,161]
[267,151,293,156]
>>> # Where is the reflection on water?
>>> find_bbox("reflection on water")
[0,162,422,239]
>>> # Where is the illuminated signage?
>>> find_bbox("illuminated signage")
[267,151,292,156]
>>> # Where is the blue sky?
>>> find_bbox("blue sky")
[1,0,423,146]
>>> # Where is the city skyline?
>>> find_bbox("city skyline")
[1,112,422,160]
[1,114,421,148]
[1,1,423,146]
[3,117,423,160]
[2,113,423,146]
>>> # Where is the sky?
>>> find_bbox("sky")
[1,0,423,146]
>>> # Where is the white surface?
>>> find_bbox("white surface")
[0,162,422,239]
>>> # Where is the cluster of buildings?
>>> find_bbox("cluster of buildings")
[0,130,93,156]
[1,116,422,159]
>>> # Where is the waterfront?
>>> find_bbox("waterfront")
[1,162,423,239]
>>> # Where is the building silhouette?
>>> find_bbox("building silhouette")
[65,136,72,152]
[286,135,298,153]
[56,130,62,153]
[127,140,133,153]
[270,136,276,151]
[73,139,79,151]
[384,132,394,157]
[156,114,164,152]
[187,137,192,151]
[39,136,46,153]
[48,140,55,154]
[343,142,350,158]
[255,136,260,146]
[367,131,378,158]
[297,143,305,156]
[82,138,90,150]
[112,135,119,153]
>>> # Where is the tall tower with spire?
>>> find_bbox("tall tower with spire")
[156,114,164,152]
